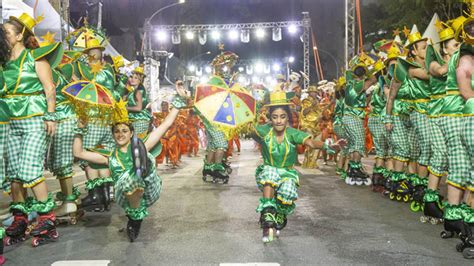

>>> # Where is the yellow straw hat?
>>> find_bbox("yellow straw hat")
[9,13,42,36]
[132,66,145,76]
[406,31,428,47]
[266,86,293,107]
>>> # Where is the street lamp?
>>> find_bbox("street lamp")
[313,46,339,77]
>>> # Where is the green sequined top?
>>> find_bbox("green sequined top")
[127,84,152,121]
[405,63,430,114]
[426,45,447,117]
[2,44,63,119]
[344,72,366,118]
[255,124,310,169]
[333,98,344,125]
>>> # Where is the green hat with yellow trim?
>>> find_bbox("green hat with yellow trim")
[82,37,105,54]
[405,31,428,48]
[266,86,293,107]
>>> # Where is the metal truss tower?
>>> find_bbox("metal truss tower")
[345,0,356,69]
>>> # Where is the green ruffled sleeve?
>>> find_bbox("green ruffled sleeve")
[31,43,64,69]
[287,127,310,145]
[255,124,271,140]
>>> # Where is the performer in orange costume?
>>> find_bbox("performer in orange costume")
[186,111,200,157]
[154,101,180,167]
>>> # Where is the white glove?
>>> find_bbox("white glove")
[365,84,379,95]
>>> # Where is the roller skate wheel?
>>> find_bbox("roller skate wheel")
[364,178,372,186]
[456,242,465,252]
[389,192,395,200]
[410,201,421,212]
[70,217,77,225]
[355,180,363,186]
[462,247,474,259]
[430,218,440,225]
[440,231,453,239]
[402,195,410,202]
[226,168,233,175]
[202,176,207,182]
[349,178,356,185]
[396,195,402,201]
[31,237,40,247]
[419,216,428,223]
[275,230,280,238]
[344,177,350,184]
[223,178,229,184]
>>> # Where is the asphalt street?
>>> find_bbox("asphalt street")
[0,140,470,265]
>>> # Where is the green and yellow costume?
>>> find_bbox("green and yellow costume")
[2,43,63,213]
[254,124,310,216]
[127,84,152,139]
[0,67,10,192]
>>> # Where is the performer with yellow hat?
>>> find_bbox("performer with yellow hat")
[2,13,63,246]
[249,87,345,243]
[72,80,188,242]
[333,77,349,179]
[300,85,322,168]
[342,53,377,186]
[125,66,152,139]
[73,32,117,212]
[421,21,461,224]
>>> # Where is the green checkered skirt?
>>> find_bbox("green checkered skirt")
[368,116,390,159]
[0,123,9,191]
[428,117,448,177]
[389,115,419,162]
[7,116,49,187]
[132,119,150,139]
[83,124,115,150]
[47,118,76,178]
[115,155,162,209]
[255,165,299,209]
[438,116,469,188]
[410,112,431,166]
[342,115,365,155]
[333,124,348,155]
[462,116,474,191]
[205,124,228,151]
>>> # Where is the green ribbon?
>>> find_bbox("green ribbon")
[443,204,464,220]
[373,166,384,174]
[9,201,29,215]
[125,201,148,220]
[256,197,277,213]
[171,96,187,109]
[349,161,362,169]
[407,173,427,186]
[56,186,81,202]
[423,189,440,203]
[390,171,407,182]
[29,194,55,214]
[73,127,89,136]
[459,204,474,223]
[42,112,57,122]
[276,199,295,216]
[85,177,114,191]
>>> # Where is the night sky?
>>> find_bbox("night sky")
[71,0,345,82]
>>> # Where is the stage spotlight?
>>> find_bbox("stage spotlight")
[288,56,295,63]
[255,28,265,38]
[255,62,264,73]
[288,25,298,34]
[252,76,260,83]
[238,67,244,72]
[211,31,221,40]
[228,30,239,40]
[272,63,281,72]
[205,66,212,73]
[188,65,195,72]
[185,31,194,40]
[200,76,209,83]
[156,30,167,42]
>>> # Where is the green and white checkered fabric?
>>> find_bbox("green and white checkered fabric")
[205,125,228,151]
[47,118,76,178]
[255,165,298,209]
[439,117,470,188]
[428,117,448,176]
[115,155,162,209]
[389,115,412,162]
[0,123,9,191]
[368,116,390,159]
[7,116,49,186]
[132,119,150,138]
[410,112,431,166]
[83,124,115,150]
[333,124,348,155]
[462,117,474,191]
[342,115,365,155]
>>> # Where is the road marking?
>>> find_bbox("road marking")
[52,261,110,266]
[220,264,280,266]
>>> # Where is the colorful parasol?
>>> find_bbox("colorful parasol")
[194,76,256,138]
[62,80,116,123]
[66,26,107,52]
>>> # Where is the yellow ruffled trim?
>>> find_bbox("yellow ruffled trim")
[401,98,430,103]
[258,180,278,188]
[57,173,74,180]
[446,181,466,190]
[276,195,295,205]
[22,176,46,188]
[465,186,474,192]
[0,121,9,125]
[427,166,447,177]
[392,156,409,163]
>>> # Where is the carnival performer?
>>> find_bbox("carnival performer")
[73,80,188,242]
[0,26,9,264]
[126,66,152,139]
[250,87,344,243]
[333,77,349,179]
[154,101,180,168]
[342,54,377,185]
[366,60,391,192]
[2,13,62,247]
[437,15,473,250]
[74,35,117,212]
[457,12,474,258]
[186,110,200,157]
[422,22,460,224]
[300,85,321,169]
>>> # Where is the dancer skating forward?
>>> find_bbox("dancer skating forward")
[73,81,188,242]
[249,88,345,243]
